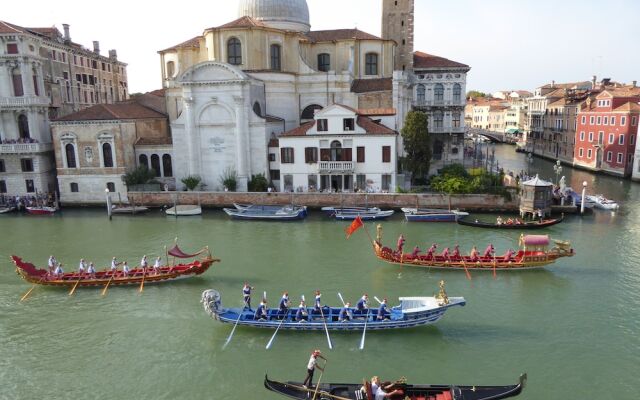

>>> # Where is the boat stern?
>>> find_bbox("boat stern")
[201,289,223,319]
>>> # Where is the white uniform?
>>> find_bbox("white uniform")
[111,259,118,271]
[140,257,148,268]
[48,257,56,269]
[78,261,86,273]
[154,259,161,270]
[54,265,64,275]
[307,355,318,370]
[88,264,96,274]
[123,263,130,274]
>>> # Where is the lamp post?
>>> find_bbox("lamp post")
[526,152,533,177]
[580,181,587,215]
[105,188,112,220]
[553,160,563,186]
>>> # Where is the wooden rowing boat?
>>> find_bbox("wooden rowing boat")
[456,215,563,229]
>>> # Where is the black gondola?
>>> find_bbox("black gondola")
[264,373,526,400]
[457,215,563,229]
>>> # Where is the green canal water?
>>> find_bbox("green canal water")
[1,146,639,399]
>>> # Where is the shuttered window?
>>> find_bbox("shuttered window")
[357,147,365,163]
[281,148,294,164]
[382,146,391,163]
[304,147,318,163]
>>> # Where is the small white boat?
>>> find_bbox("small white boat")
[401,208,469,222]
[111,205,150,214]
[166,205,202,216]
[0,206,16,214]
[586,195,619,210]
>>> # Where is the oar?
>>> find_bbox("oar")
[359,308,371,350]
[311,360,328,400]
[20,285,38,302]
[318,306,333,350]
[492,253,497,279]
[265,311,287,350]
[139,268,147,293]
[69,274,82,296]
[461,259,472,281]
[337,293,346,307]
[373,296,383,305]
[223,311,244,349]
[101,271,115,296]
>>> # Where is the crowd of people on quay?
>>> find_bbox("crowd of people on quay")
[0,193,57,209]
[46,255,164,278]
[242,283,392,323]
[1,137,39,144]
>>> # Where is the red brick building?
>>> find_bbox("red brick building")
[574,88,640,176]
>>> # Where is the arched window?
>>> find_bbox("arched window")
[253,101,262,117]
[65,143,77,168]
[365,53,378,75]
[416,84,426,103]
[70,183,79,192]
[434,84,444,104]
[12,68,23,97]
[150,154,161,177]
[18,115,30,139]
[301,104,323,120]
[166,61,175,78]
[453,83,462,103]
[162,154,173,177]
[139,154,148,169]
[270,44,281,71]
[227,38,242,65]
[330,140,342,161]
[433,111,444,129]
[102,142,113,167]
[318,53,330,72]
[32,67,39,96]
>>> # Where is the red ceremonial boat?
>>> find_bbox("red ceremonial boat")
[11,244,219,289]
[372,225,574,270]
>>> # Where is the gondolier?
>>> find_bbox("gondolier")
[377,298,389,320]
[122,261,130,276]
[302,350,326,388]
[153,257,161,273]
[78,259,86,273]
[87,262,96,277]
[111,257,119,272]
[243,283,254,310]
[279,292,290,314]
[314,290,322,312]
[48,255,56,273]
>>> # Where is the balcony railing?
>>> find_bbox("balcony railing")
[319,161,354,172]
[413,99,464,108]
[0,142,53,154]
[430,126,466,134]
[0,96,51,107]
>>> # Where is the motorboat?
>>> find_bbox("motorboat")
[586,195,619,210]
[166,205,202,216]
[402,208,469,222]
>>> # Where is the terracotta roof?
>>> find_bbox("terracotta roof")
[0,21,23,33]
[600,87,640,98]
[27,27,60,39]
[351,78,392,93]
[216,16,267,29]
[147,89,165,97]
[357,108,396,116]
[613,102,640,112]
[413,51,469,69]
[306,29,381,43]
[265,115,283,123]
[512,90,533,97]
[540,81,591,90]
[135,137,173,146]
[160,36,201,53]
[281,121,316,136]
[54,103,166,122]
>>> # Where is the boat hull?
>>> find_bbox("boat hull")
[223,205,307,220]
[457,216,563,229]
[402,209,469,222]
[264,374,526,400]
[11,256,220,288]
[333,210,394,221]
[202,290,465,331]
[0,207,16,214]
[166,205,202,216]
[25,207,56,215]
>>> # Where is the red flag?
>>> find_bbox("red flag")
[345,216,364,239]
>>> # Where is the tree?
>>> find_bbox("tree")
[467,90,487,99]
[122,166,156,187]
[248,174,269,192]
[181,175,202,191]
[401,110,431,184]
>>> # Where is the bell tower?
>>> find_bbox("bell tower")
[381,0,414,72]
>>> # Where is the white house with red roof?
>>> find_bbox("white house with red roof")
[277,104,397,192]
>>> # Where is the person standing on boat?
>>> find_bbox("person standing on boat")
[483,244,495,258]
[470,246,479,262]
[396,235,405,253]
[452,245,461,260]
[279,292,290,317]
[255,299,268,321]
[122,261,130,277]
[441,247,451,261]
[140,255,148,269]
[87,262,96,278]
[296,300,308,322]
[78,259,86,274]
[377,298,390,320]
[111,257,120,273]
[314,290,322,311]
[410,246,421,259]
[243,283,254,310]
[356,294,369,315]
[503,249,515,261]
[48,255,56,274]
[54,263,64,276]
[339,302,352,322]
[302,350,326,388]
[153,257,161,274]
[426,244,437,260]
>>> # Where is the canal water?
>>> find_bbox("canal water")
[1,145,638,399]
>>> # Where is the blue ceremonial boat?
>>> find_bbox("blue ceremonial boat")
[402,208,469,222]
[321,206,395,221]
[201,283,464,332]
[223,203,307,221]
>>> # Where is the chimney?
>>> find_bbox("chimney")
[551,80,555,88]
[93,41,100,54]
[592,75,597,88]
[108,49,117,61]
[633,81,637,88]
[62,24,71,41]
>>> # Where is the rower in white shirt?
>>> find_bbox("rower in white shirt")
[122,261,130,276]
[78,259,86,273]
[111,257,119,272]
[87,262,96,278]
[48,255,56,273]
[54,263,64,276]
[140,255,148,269]
[153,257,161,274]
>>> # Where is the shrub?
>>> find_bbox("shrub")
[181,175,202,191]
[219,167,237,192]
[248,174,269,192]
[123,166,156,187]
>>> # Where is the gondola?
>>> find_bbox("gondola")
[456,215,563,229]
[224,204,307,220]
[201,282,464,331]
[264,373,527,400]
[11,244,219,289]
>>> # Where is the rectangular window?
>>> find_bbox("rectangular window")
[609,133,615,144]
[588,132,593,142]
[62,53,66,62]
[102,62,106,71]
[80,57,84,66]
[74,55,77,65]
[317,119,328,132]
[579,148,584,157]
[382,146,391,163]
[70,182,79,192]
[343,118,355,131]
[7,43,18,54]
[381,174,391,191]
[317,53,330,72]
[0,159,5,172]
[304,147,318,163]
[268,153,276,162]
[25,179,35,193]
[308,175,318,190]
[52,50,56,60]
[365,53,378,75]
[270,169,280,181]
[621,116,627,125]
[633,116,638,126]
[356,174,366,191]
[580,131,585,141]
[598,131,604,144]
[617,153,623,163]
[596,116,601,125]
[0,180,6,193]
[92,60,97,69]
[280,147,294,164]
[82,74,88,84]
[20,158,34,172]
[590,116,595,124]
[606,151,612,162]
[76,74,81,82]
[611,116,616,125]
[581,116,586,124]
[619,134,625,145]
[631,135,636,145]
[603,116,609,125]
[357,146,365,163]
[283,175,293,191]
[587,149,592,159]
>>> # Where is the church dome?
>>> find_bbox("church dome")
[238,0,310,32]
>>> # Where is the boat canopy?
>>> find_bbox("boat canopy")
[522,235,550,246]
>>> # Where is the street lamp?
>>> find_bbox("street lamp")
[580,181,588,215]
[105,188,112,220]
[526,152,533,177]
[553,160,563,186]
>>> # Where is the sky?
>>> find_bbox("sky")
[3,0,640,94]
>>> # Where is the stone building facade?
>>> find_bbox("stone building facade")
[382,0,414,72]
[0,20,128,196]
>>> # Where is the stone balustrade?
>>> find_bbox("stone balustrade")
[0,96,50,107]
[319,161,353,172]
[0,142,53,154]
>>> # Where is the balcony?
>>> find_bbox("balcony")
[319,161,354,172]
[0,142,53,154]
[0,96,51,107]
[430,126,466,134]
